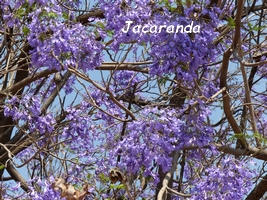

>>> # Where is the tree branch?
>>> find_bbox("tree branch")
[220,48,247,148]
[157,152,180,200]
[246,174,267,200]
[6,161,30,192]
[183,144,267,161]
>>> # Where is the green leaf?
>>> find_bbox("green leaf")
[181,63,189,71]
[99,173,109,183]
[107,30,114,37]
[252,25,265,31]
[15,8,26,19]
[62,12,69,20]
[22,26,30,36]
[87,173,92,180]
[158,75,169,86]
[96,21,105,29]
[110,183,125,189]
[227,17,236,28]
[160,0,176,12]
[248,22,262,31]
[234,133,244,139]
[253,132,267,145]
[60,52,72,60]
[248,22,253,30]
[15,2,33,19]
[0,164,5,170]
[38,10,57,19]
[48,12,58,18]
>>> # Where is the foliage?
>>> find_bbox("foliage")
[1,0,267,199]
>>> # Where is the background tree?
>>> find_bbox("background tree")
[1,0,267,199]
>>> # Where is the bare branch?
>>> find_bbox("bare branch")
[157,152,180,200]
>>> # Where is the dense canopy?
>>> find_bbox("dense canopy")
[1,0,267,199]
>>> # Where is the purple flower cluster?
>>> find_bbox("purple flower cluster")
[99,0,220,77]
[4,95,55,134]
[2,177,64,200]
[27,10,103,71]
[2,0,103,71]
[190,158,255,200]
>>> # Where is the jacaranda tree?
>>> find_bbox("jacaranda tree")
[1,0,267,199]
